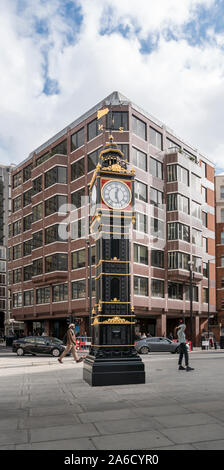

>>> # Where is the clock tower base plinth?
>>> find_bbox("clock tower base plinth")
[83,355,145,387]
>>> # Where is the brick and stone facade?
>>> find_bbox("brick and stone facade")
[8,91,216,345]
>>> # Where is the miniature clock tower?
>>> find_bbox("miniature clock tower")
[83,137,145,386]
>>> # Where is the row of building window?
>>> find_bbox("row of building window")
[12,278,209,307]
[9,244,208,285]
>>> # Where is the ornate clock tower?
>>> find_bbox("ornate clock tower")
[83,137,145,386]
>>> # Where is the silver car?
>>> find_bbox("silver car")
[135,336,189,354]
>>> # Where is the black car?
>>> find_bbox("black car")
[12,336,66,357]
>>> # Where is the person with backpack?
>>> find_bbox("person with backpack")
[58,324,85,364]
[177,323,194,371]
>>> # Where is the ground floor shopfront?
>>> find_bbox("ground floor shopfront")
[19,309,215,347]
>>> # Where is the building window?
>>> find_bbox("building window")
[201,161,207,178]
[106,111,129,131]
[0,261,6,272]
[117,144,129,160]
[8,247,13,262]
[24,290,33,306]
[13,219,22,236]
[202,186,207,202]
[32,231,43,249]
[72,280,86,299]
[23,239,32,257]
[0,274,6,284]
[71,218,85,240]
[151,250,164,268]
[0,286,6,297]
[32,176,42,195]
[220,186,224,199]
[71,127,84,151]
[151,278,164,298]
[168,252,190,270]
[87,119,100,141]
[13,171,22,188]
[135,180,148,202]
[88,245,96,266]
[149,157,163,179]
[166,137,180,149]
[32,203,43,223]
[191,201,201,219]
[150,187,163,207]
[13,292,22,308]
[45,224,67,244]
[32,258,43,276]
[193,256,202,273]
[192,228,202,246]
[191,173,201,192]
[13,268,22,284]
[132,147,147,171]
[221,232,224,244]
[23,214,32,232]
[52,283,68,302]
[149,127,162,150]
[87,147,102,173]
[134,276,148,296]
[134,212,148,233]
[202,288,208,303]
[71,187,85,209]
[167,194,189,213]
[168,222,190,242]
[23,163,33,182]
[24,264,33,281]
[202,211,207,227]
[203,263,208,278]
[167,165,189,185]
[185,285,199,302]
[45,195,67,217]
[13,195,22,212]
[36,287,50,304]
[203,237,208,252]
[221,209,224,223]
[221,278,224,288]
[88,278,96,297]
[168,282,183,300]
[71,158,85,181]
[36,140,67,166]
[45,253,68,272]
[151,218,164,239]
[45,166,67,189]
[23,189,32,207]
[13,244,22,260]
[72,249,86,270]
[134,244,148,265]
[132,115,147,140]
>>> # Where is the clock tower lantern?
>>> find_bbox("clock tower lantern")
[83,137,145,386]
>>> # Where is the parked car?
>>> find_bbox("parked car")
[135,336,190,354]
[12,336,67,357]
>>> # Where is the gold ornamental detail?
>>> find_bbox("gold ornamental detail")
[102,316,134,325]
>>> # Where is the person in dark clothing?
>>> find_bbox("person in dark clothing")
[177,324,194,371]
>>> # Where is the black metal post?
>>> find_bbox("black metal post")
[208,260,210,348]
[86,240,92,339]
[189,264,194,351]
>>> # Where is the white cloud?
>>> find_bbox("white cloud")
[1,0,224,170]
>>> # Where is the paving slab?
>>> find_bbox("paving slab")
[92,430,173,450]
[0,430,28,446]
[193,440,224,450]
[16,438,96,450]
[30,423,99,443]
[154,412,219,428]
[29,403,83,416]
[162,423,224,444]
[94,417,162,435]
[18,413,81,430]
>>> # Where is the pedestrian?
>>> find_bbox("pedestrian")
[177,323,194,371]
[42,331,47,336]
[58,324,85,364]
[140,332,146,339]
[168,332,173,341]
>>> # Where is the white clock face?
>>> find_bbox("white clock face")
[102,180,131,209]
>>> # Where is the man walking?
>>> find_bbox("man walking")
[177,323,194,371]
[58,324,84,364]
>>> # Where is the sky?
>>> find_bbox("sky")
[1,0,224,172]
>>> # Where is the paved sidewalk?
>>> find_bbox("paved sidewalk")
[1,351,224,450]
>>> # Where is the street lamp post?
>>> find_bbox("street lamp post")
[86,240,92,339]
[188,260,194,351]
